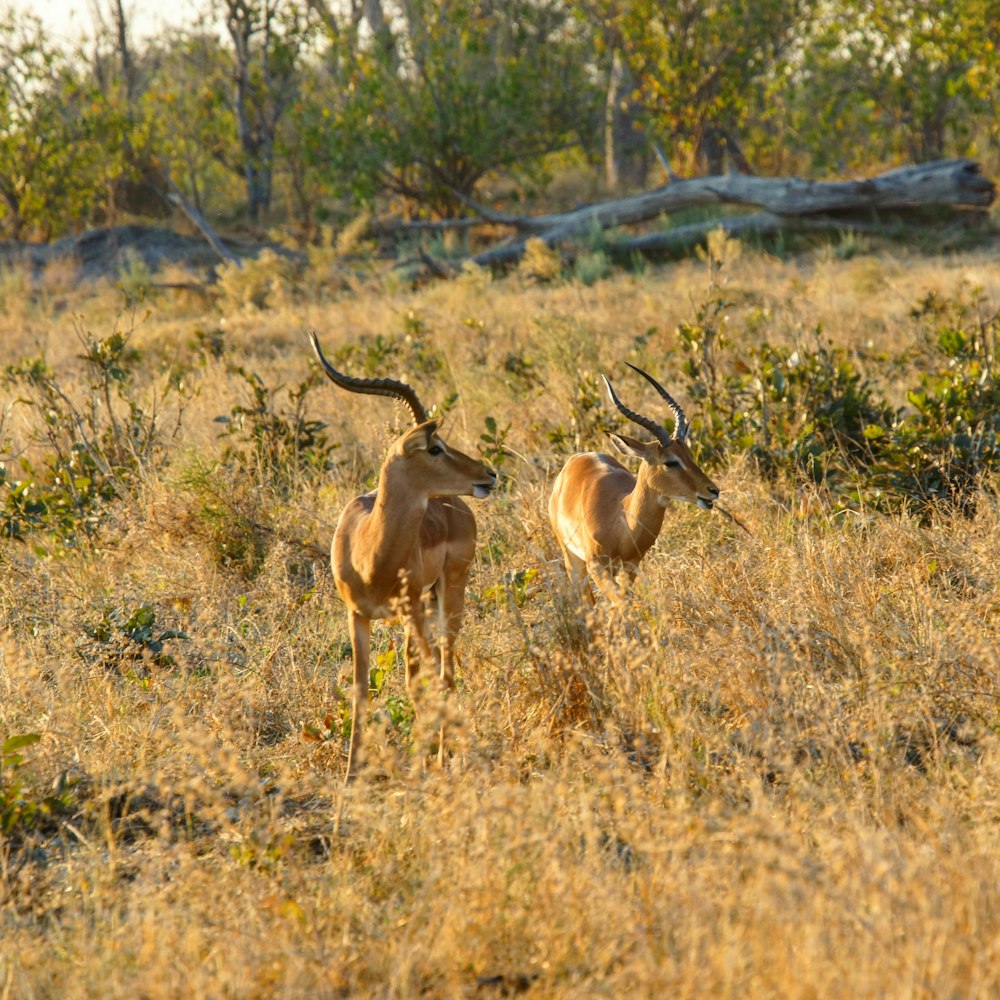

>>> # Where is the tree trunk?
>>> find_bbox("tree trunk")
[604,48,625,191]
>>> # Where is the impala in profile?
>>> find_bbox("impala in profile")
[549,363,719,603]
[309,332,497,782]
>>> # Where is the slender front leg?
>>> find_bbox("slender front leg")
[437,569,468,692]
[404,602,435,696]
[434,565,472,768]
[589,558,624,605]
[345,610,371,783]
[562,547,596,606]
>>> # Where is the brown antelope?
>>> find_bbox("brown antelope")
[548,363,719,603]
[309,332,497,782]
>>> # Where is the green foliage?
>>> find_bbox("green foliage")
[546,371,621,455]
[218,365,340,492]
[381,694,416,736]
[789,0,999,170]
[502,350,542,390]
[177,458,270,579]
[366,649,389,695]
[479,415,511,473]
[140,29,242,219]
[328,326,446,385]
[677,284,1000,517]
[303,646,416,748]
[573,250,612,287]
[302,710,348,744]
[180,328,334,577]
[854,290,1000,513]
[1,733,75,837]
[333,332,401,377]
[79,603,189,674]
[229,831,296,872]
[363,646,416,734]
[333,0,596,214]
[477,568,539,610]
[833,230,872,261]
[0,13,136,238]
[0,0,998,236]
[215,0,320,223]
[581,0,807,172]
[0,327,165,552]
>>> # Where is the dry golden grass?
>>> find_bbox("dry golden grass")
[2,238,1000,998]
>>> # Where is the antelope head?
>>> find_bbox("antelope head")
[309,332,497,501]
[603,363,719,510]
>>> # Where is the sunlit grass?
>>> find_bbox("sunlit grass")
[1,239,1000,997]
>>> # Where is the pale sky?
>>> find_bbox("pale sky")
[9,0,196,43]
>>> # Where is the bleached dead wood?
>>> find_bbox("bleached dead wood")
[162,175,242,268]
[400,159,995,270]
[607,212,885,261]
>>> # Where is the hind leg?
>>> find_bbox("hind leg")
[344,610,371,783]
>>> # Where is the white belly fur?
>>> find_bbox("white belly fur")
[555,510,589,562]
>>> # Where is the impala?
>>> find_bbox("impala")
[548,363,719,603]
[309,332,497,782]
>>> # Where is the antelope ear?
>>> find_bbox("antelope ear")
[608,432,650,459]
[401,421,440,453]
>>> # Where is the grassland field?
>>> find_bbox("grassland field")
[1,232,1000,998]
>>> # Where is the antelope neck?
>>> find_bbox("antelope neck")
[357,461,430,582]
[620,464,667,554]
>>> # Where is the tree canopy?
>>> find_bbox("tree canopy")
[0,0,996,240]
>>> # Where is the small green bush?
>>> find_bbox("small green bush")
[1,734,76,839]
[546,371,621,455]
[677,284,1000,517]
[79,603,189,674]
[1,327,170,551]
[176,458,271,579]
[573,250,612,287]
[218,366,340,493]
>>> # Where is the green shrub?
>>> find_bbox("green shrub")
[218,366,340,493]
[1,734,76,840]
[176,458,271,579]
[1,327,170,552]
[573,250,612,287]
[855,292,1000,514]
[79,603,189,675]
[677,284,1000,517]
[479,415,512,473]
[329,325,446,380]
[546,371,621,455]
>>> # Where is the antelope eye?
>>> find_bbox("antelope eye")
[428,444,444,456]
[665,458,682,468]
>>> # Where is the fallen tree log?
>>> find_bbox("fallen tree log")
[607,212,893,261]
[402,159,995,271]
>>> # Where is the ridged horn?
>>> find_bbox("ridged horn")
[309,331,429,425]
[602,373,672,447]
[623,362,689,440]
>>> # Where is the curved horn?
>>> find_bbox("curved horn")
[624,362,689,440]
[602,373,671,447]
[309,331,428,425]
